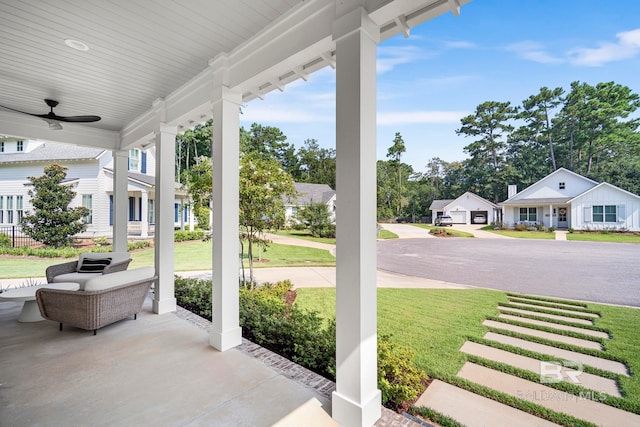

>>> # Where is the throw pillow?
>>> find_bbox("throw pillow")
[78,257,112,273]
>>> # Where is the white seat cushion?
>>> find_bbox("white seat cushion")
[83,267,156,292]
[53,272,102,289]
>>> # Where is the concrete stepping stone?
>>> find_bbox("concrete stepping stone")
[508,297,587,310]
[485,332,628,376]
[483,320,602,350]
[460,341,621,397]
[414,379,561,427]
[499,306,593,325]
[458,363,640,427]
[508,301,599,318]
[499,314,609,339]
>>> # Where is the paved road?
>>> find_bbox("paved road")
[377,238,640,307]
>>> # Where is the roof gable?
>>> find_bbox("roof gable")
[0,141,105,164]
[290,182,335,205]
[569,182,640,203]
[502,168,598,203]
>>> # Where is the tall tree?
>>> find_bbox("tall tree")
[387,132,407,216]
[21,164,89,247]
[519,86,564,171]
[296,139,336,188]
[176,119,212,182]
[457,101,516,203]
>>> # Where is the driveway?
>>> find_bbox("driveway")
[377,238,640,307]
[380,223,432,239]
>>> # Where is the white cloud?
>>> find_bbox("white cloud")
[442,40,476,49]
[378,110,468,126]
[377,45,427,74]
[569,28,640,66]
[506,41,563,64]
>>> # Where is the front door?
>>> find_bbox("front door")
[558,207,568,228]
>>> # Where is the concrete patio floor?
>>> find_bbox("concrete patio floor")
[0,293,418,427]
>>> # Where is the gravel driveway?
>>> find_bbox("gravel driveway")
[377,238,640,307]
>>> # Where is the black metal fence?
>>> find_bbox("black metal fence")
[0,225,40,248]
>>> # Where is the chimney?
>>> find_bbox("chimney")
[508,185,517,198]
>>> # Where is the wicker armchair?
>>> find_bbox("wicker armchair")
[46,252,132,286]
[36,267,156,335]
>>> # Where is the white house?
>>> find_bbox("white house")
[500,168,640,231]
[285,182,336,224]
[0,139,192,238]
[429,192,498,225]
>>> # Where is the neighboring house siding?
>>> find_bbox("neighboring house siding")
[509,170,596,202]
[572,185,640,231]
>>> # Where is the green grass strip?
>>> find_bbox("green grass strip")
[467,336,623,380]
[506,293,588,308]
[432,373,598,427]
[484,328,626,363]
[409,406,466,427]
[508,297,601,316]
[498,309,609,334]
[486,316,605,343]
[466,355,640,414]
[499,302,596,322]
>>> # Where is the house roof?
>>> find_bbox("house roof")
[103,168,186,194]
[429,192,498,211]
[501,167,598,204]
[0,141,105,164]
[428,199,454,211]
[290,182,335,205]
[500,197,573,206]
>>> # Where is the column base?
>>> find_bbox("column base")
[209,326,242,351]
[332,389,381,427]
[153,297,176,314]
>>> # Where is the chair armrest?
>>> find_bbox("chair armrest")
[102,258,132,275]
[46,260,79,283]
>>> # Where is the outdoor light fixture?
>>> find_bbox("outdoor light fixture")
[44,119,63,130]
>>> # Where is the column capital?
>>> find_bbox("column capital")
[154,123,178,138]
[333,6,379,44]
[211,85,243,107]
[113,149,129,158]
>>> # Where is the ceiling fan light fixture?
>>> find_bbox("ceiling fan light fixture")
[64,39,89,51]
[44,119,63,130]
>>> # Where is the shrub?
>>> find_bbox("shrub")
[568,227,575,233]
[175,276,212,320]
[0,246,81,258]
[548,226,555,233]
[378,335,428,410]
[127,240,151,251]
[174,229,205,242]
[514,223,527,231]
[0,233,11,248]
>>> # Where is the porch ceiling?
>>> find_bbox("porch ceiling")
[0,0,469,150]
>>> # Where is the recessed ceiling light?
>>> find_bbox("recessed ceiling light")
[64,39,89,51]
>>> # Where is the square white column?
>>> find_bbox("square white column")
[141,190,149,237]
[153,125,177,314]
[332,6,381,427]
[112,150,129,252]
[209,84,243,351]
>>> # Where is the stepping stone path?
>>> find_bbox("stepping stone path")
[415,293,640,427]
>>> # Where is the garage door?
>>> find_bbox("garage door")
[449,211,466,224]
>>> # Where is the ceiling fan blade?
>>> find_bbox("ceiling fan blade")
[32,113,101,123]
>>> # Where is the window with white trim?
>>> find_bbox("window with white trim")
[0,142,4,152]
[592,205,617,223]
[82,195,93,224]
[16,195,23,223]
[559,182,565,189]
[16,141,24,152]
[7,196,13,223]
[519,207,537,222]
[129,148,140,171]
[0,196,3,223]
[148,199,154,224]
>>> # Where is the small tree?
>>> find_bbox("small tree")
[21,164,89,247]
[239,153,296,286]
[298,201,335,238]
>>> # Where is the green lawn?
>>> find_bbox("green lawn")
[377,229,399,239]
[295,287,640,414]
[0,240,336,279]
[275,229,336,245]
[488,230,556,239]
[412,224,475,238]
[567,232,640,244]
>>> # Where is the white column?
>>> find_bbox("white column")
[141,190,149,237]
[153,124,178,314]
[209,68,243,351]
[332,6,381,427]
[549,204,553,228]
[112,150,129,252]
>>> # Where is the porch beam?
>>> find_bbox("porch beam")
[153,117,178,314]
[209,58,243,351]
[112,150,129,252]
[332,6,381,427]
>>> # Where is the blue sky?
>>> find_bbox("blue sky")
[240,0,640,173]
